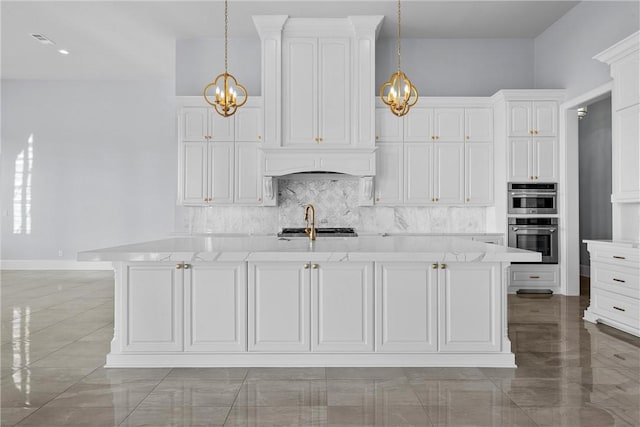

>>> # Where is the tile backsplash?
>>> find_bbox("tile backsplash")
[178,177,490,234]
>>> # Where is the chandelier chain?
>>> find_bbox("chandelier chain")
[224,0,228,74]
[397,0,401,73]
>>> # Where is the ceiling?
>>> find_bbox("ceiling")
[1,0,581,79]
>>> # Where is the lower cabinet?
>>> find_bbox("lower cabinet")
[122,263,184,352]
[248,261,374,352]
[377,262,501,353]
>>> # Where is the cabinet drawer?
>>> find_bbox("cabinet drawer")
[592,288,640,327]
[510,269,558,285]
[592,263,640,299]
[590,247,640,269]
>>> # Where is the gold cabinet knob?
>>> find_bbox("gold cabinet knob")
[376,135,379,140]
[431,136,435,140]
[304,264,310,269]
[319,138,323,142]
[529,130,533,135]
[436,136,440,140]
[440,264,447,269]
[466,198,470,202]
[312,264,319,269]
[534,130,539,135]
[258,135,262,140]
[432,263,438,269]
[465,136,470,140]
[376,197,380,202]
[435,198,439,202]
[257,198,262,202]
[176,264,183,269]
[183,264,190,269]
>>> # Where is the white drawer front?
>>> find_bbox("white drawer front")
[591,247,640,269]
[592,288,640,327]
[511,269,558,286]
[592,263,640,299]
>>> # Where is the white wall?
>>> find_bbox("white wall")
[176,37,535,97]
[176,38,262,96]
[1,80,177,260]
[376,38,535,96]
[578,96,612,271]
[534,1,640,99]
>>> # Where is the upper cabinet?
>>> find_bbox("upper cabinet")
[465,108,493,142]
[180,107,234,143]
[283,37,351,146]
[507,101,558,138]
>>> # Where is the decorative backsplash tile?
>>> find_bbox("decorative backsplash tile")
[178,177,488,234]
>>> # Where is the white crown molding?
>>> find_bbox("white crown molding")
[594,30,640,65]
[1,260,112,271]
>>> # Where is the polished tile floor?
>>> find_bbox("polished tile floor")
[1,270,639,426]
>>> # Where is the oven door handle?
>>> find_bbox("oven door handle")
[511,227,557,232]
[510,192,557,197]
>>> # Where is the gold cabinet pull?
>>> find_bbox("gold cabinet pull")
[319,137,324,142]
[375,197,380,202]
[440,264,446,269]
[432,263,438,269]
[304,264,310,269]
[529,275,540,279]
[431,136,435,140]
[465,135,470,140]
[176,264,183,269]
[376,135,379,140]
[257,198,262,202]
[258,135,262,140]
[312,264,319,269]
[466,198,470,202]
[529,130,533,135]
[183,264,190,269]
[613,255,626,260]
[612,278,626,283]
[613,306,626,312]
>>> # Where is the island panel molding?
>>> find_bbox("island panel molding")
[80,235,540,367]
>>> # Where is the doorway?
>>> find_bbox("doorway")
[577,96,613,296]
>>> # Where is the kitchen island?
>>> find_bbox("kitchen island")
[79,235,540,368]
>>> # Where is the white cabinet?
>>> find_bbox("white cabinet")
[404,142,433,204]
[313,262,374,352]
[235,105,263,142]
[180,141,234,206]
[465,108,493,142]
[439,263,501,352]
[613,104,640,201]
[465,142,494,204]
[185,263,247,352]
[180,107,234,142]
[374,143,403,205]
[433,142,465,204]
[584,241,640,337]
[507,101,557,138]
[375,108,403,142]
[508,264,560,293]
[248,262,310,352]
[404,108,433,142]
[283,37,350,146]
[121,263,183,352]
[434,108,465,142]
[376,263,438,352]
[248,261,374,352]
[508,137,558,183]
[235,142,262,205]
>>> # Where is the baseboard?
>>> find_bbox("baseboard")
[1,259,112,270]
[580,264,590,278]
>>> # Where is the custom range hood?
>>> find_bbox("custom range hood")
[254,15,384,206]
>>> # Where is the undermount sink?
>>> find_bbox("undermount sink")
[278,227,358,238]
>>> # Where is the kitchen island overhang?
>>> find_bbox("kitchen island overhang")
[79,235,540,368]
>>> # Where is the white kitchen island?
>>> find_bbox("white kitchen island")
[79,235,540,368]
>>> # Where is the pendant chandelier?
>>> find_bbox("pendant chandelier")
[379,0,418,117]
[203,0,247,117]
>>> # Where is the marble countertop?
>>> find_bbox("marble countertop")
[583,239,640,249]
[78,235,540,263]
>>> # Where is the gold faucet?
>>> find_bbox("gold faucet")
[304,204,317,241]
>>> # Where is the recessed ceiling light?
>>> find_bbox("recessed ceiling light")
[58,49,70,55]
[30,33,55,45]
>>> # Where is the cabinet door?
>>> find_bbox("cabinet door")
[434,108,464,142]
[439,263,500,352]
[375,108,403,142]
[376,263,438,352]
[404,142,433,204]
[123,264,183,352]
[318,38,351,145]
[532,137,558,182]
[248,262,310,352]
[283,38,317,146]
[235,142,262,205]
[180,142,208,205]
[532,101,558,137]
[235,106,263,142]
[209,142,234,204]
[507,101,532,137]
[613,104,640,200]
[180,107,209,142]
[404,108,433,142]
[433,142,464,204]
[185,263,246,352]
[465,108,493,142]
[465,142,494,205]
[375,143,403,205]
[209,110,235,142]
[613,54,640,111]
[312,262,373,352]
[508,138,532,182]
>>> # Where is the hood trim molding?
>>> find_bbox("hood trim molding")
[260,148,376,177]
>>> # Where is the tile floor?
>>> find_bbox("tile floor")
[1,270,639,426]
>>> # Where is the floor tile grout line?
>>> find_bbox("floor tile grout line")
[117,366,175,426]
[221,367,251,426]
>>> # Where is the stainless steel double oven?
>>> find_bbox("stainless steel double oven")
[507,183,558,264]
